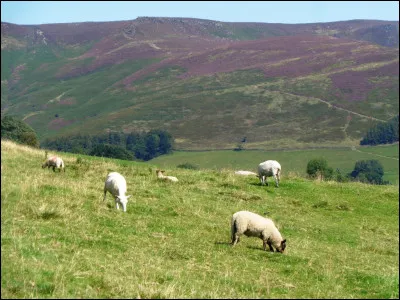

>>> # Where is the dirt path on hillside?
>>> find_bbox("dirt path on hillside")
[353,148,399,161]
[280,91,387,122]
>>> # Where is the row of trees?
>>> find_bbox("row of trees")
[1,114,174,161]
[306,157,389,185]
[41,130,174,161]
[360,115,399,145]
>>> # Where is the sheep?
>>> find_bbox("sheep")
[257,160,281,187]
[231,210,286,253]
[103,172,131,212]
[156,169,178,182]
[235,170,258,176]
[42,156,65,172]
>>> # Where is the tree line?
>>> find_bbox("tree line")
[40,130,174,161]
[360,115,399,145]
[1,115,174,161]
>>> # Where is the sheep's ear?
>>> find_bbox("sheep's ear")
[282,239,286,244]
[127,195,132,199]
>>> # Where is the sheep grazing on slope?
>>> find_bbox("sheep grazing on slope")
[156,169,178,182]
[103,172,131,212]
[234,170,258,176]
[257,160,281,187]
[231,210,286,253]
[42,156,65,172]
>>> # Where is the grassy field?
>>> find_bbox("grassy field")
[1,140,399,298]
[152,143,399,185]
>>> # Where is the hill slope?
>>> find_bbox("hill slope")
[1,140,399,298]
[1,18,399,150]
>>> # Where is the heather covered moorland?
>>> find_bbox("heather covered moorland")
[1,17,399,150]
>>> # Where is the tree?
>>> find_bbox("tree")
[89,144,133,160]
[306,157,333,180]
[360,115,399,145]
[1,115,39,147]
[349,159,385,184]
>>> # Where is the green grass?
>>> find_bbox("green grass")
[1,140,399,298]
[152,143,399,185]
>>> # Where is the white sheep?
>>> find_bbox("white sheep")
[103,172,131,212]
[42,156,65,172]
[156,169,178,182]
[231,210,286,253]
[234,170,258,176]
[257,160,281,187]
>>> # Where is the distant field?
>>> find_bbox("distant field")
[152,144,399,185]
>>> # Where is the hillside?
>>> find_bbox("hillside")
[1,17,399,150]
[1,140,398,298]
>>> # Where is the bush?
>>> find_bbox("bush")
[1,115,39,148]
[333,168,350,183]
[306,157,333,180]
[349,159,386,185]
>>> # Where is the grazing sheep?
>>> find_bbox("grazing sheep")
[231,210,286,253]
[42,156,65,172]
[156,169,178,182]
[234,170,258,176]
[257,160,281,187]
[103,172,131,212]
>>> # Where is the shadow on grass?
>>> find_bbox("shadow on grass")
[246,245,266,252]
[215,241,232,246]
[248,182,278,191]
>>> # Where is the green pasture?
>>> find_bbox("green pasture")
[1,140,399,298]
[152,144,399,185]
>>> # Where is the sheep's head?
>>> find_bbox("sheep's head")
[117,195,131,212]
[156,169,166,178]
[275,239,287,253]
[42,162,47,168]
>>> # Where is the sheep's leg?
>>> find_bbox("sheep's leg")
[267,240,274,252]
[232,234,240,246]
[273,174,279,187]
[52,166,56,172]
[115,199,120,210]
[263,240,267,251]
[103,189,107,201]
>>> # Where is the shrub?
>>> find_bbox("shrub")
[349,159,386,185]
[333,168,350,183]
[1,115,39,148]
[306,157,333,180]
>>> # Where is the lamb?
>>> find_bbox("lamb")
[231,210,286,253]
[103,172,131,212]
[42,156,65,172]
[156,169,178,182]
[234,170,258,176]
[257,160,281,187]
